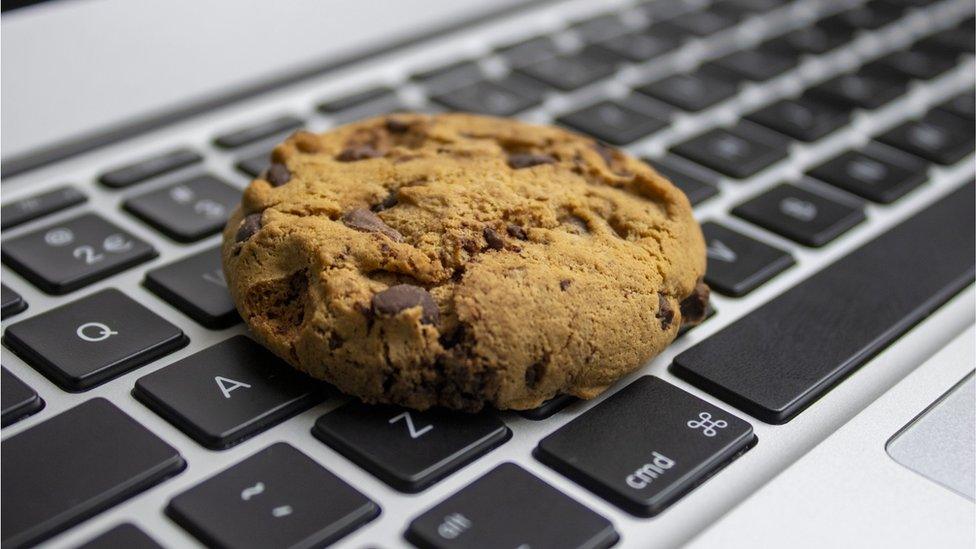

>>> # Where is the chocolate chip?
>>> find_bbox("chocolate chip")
[506,224,527,240]
[235,213,263,243]
[266,163,291,186]
[656,293,674,330]
[679,281,710,325]
[342,208,403,242]
[525,361,546,388]
[560,279,572,291]
[337,145,382,162]
[328,332,345,350]
[372,284,439,325]
[371,191,399,212]
[507,153,556,169]
[385,118,410,133]
[483,227,504,251]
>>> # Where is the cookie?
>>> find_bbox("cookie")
[222,113,708,412]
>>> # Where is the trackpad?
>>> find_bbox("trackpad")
[887,372,975,501]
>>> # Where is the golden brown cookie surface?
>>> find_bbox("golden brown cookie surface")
[222,113,707,411]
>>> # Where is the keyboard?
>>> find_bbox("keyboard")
[1,0,973,547]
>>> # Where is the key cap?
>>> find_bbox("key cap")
[1,399,185,548]
[123,174,241,242]
[557,100,668,145]
[313,401,510,492]
[516,46,622,91]
[1,185,86,230]
[877,109,975,165]
[807,66,908,110]
[213,115,303,149]
[318,86,396,114]
[98,147,202,189]
[76,524,163,549]
[874,48,957,81]
[669,7,740,36]
[807,143,929,203]
[916,25,975,57]
[733,183,865,247]
[671,123,789,179]
[673,183,975,423]
[746,96,851,142]
[496,36,560,67]
[764,24,853,56]
[701,221,794,296]
[144,246,240,329]
[406,463,618,549]
[649,158,720,206]
[167,442,379,549]
[431,75,545,117]
[938,90,975,120]
[819,2,902,32]
[637,0,698,22]
[636,68,739,112]
[1,214,157,295]
[706,48,797,82]
[236,149,273,178]
[411,60,484,93]
[596,24,684,62]
[518,394,578,420]
[1,284,27,319]
[571,13,630,43]
[1,368,43,427]
[536,376,755,517]
[4,289,186,391]
[134,336,324,450]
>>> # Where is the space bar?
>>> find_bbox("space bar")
[672,183,975,424]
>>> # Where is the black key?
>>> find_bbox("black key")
[123,174,240,242]
[144,247,240,329]
[819,2,902,33]
[877,109,975,165]
[807,143,929,203]
[76,524,163,549]
[1,284,27,319]
[764,24,853,56]
[236,149,273,178]
[706,48,797,82]
[134,336,324,450]
[673,183,975,423]
[167,442,379,549]
[213,115,303,149]
[431,75,545,117]
[4,289,186,391]
[700,221,794,296]
[596,23,683,62]
[536,376,755,517]
[313,401,510,492]
[733,183,865,246]
[636,68,739,112]
[746,96,851,142]
[1,214,157,295]
[916,25,975,57]
[637,0,698,22]
[874,48,957,81]
[938,90,975,120]
[571,13,630,43]
[411,60,484,92]
[518,394,577,420]
[1,185,86,230]
[318,86,396,114]
[1,368,43,427]
[1,399,185,548]
[807,66,908,110]
[669,7,740,36]
[516,46,622,91]
[99,147,202,189]
[496,36,560,67]
[671,123,788,179]
[406,463,618,549]
[558,100,668,145]
[650,158,720,206]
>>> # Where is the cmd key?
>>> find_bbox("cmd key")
[1,398,185,548]
[144,246,240,329]
[673,183,976,423]
[406,463,619,549]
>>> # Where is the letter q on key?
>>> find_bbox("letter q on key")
[76,322,118,342]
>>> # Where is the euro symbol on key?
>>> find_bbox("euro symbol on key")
[76,322,118,342]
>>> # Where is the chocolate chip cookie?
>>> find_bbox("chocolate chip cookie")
[222,113,708,411]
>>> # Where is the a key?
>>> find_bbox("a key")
[807,143,929,203]
[596,23,684,62]
[732,183,866,247]
[144,246,240,329]
[705,48,797,82]
[313,401,510,492]
[495,36,560,67]
[98,147,202,189]
[571,13,630,43]
[1,368,43,427]
[807,66,907,110]
[745,96,851,142]
[4,289,186,391]
[411,60,484,93]
[516,46,622,91]
[1,399,185,548]
[213,115,303,149]
[1,284,27,319]
[877,109,975,165]
[649,158,720,206]
[1,185,86,230]
[1,213,157,294]
[673,183,975,423]
[406,463,619,549]
[134,335,324,450]
[318,86,396,114]
[431,75,545,117]
[671,123,789,179]
[701,221,795,296]
[536,376,755,517]
[873,48,957,81]
[938,90,975,120]
[557,100,668,145]
[518,394,578,420]
[636,68,739,112]
[167,442,379,549]
[669,7,740,36]
[124,174,240,243]
[75,524,163,549]
[764,24,853,56]
[236,149,273,178]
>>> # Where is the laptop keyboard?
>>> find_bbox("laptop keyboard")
[1,0,973,547]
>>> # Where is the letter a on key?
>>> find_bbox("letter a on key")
[215,376,251,399]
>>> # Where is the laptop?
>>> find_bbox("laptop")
[1,0,973,547]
